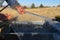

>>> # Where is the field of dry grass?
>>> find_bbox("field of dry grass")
[0,7,60,21]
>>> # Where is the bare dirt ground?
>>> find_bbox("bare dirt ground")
[0,7,60,21]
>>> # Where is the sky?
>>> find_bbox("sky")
[3,0,60,7]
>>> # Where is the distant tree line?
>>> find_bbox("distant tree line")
[31,3,44,8]
[23,3,52,9]
[57,5,60,7]
[23,3,60,9]
[23,3,44,9]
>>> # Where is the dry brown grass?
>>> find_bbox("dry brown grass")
[0,7,60,21]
